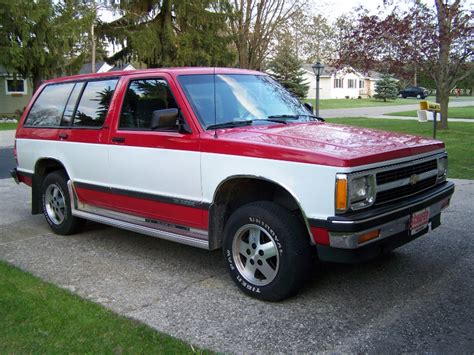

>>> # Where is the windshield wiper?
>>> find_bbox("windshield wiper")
[206,120,254,130]
[267,114,325,122]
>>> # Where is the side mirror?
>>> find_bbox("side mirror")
[151,108,179,130]
[303,102,313,113]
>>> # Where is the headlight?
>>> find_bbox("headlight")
[335,173,376,213]
[437,156,448,178]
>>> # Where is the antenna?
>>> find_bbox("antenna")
[213,67,218,139]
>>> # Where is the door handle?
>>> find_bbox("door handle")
[59,133,68,140]
[111,136,125,143]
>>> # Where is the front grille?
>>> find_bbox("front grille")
[376,176,437,204]
[376,159,437,185]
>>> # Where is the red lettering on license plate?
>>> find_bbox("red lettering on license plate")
[410,208,430,235]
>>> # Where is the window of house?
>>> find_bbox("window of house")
[359,80,365,89]
[6,78,27,95]
[348,79,356,89]
[73,79,118,128]
[119,78,179,130]
[334,78,343,88]
[24,83,75,127]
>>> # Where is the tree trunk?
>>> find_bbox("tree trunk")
[32,74,43,93]
[438,89,449,130]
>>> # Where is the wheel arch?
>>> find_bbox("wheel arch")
[31,158,69,214]
[208,175,313,249]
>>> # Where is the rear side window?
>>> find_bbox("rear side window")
[73,79,118,127]
[24,83,75,127]
[61,82,85,126]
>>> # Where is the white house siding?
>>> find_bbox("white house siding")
[302,65,380,99]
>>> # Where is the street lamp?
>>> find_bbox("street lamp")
[312,62,325,117]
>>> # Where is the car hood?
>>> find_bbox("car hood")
[204,122,444,167]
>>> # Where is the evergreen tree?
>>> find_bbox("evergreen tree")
[374,74,399,102]
[99,0,236,68]
[0,0,93,90]
[267,33,309,99]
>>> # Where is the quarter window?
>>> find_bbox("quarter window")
[24,83,75,127]
[73,79,118,127]
[119,78,178,130]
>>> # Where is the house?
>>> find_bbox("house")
[0,66,33,117]
[78,61,136,75]
[302,64,381,99]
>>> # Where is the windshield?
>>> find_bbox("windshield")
[177,74,311,129]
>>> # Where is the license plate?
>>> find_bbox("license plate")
[410,208,430,235]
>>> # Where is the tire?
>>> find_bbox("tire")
[223,201,312,301]
[41,170,84,235]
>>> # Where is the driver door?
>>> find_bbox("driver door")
[106,74,205,229]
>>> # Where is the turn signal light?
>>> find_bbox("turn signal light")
[335,176,348,212]
[357,230,380,245]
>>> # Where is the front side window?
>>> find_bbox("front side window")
[6,78,27,94]
[178,74,310,129]
[73,79,118,127]
[119,78,178,130]
[24,83,75,127]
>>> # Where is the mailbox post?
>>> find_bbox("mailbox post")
[420,101,441,139]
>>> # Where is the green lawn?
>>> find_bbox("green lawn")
[304,96,438,109]
[305,96,473,110]
[0,261,208,354]
[385,106,474,119]
[0,122,18,131]
[326,118,474,180]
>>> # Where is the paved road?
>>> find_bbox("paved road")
[0,174,472,351]
[321,99,474,118]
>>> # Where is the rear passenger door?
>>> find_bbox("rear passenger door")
[106,74,204,229]
[57,78,119,207]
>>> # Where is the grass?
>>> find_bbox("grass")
[0,122,18,131]
[385,106,474,119]
[305,96,473,110]
[304,96,438,109]
[0,260,208,354]
[326,118,474,180]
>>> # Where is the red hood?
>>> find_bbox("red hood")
[201,122,445,167]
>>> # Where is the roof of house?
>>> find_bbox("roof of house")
[78,61,109,75]
[302,64,383,80]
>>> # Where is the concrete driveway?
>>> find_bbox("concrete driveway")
[0,150,473,352]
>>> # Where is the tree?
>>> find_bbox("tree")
[229,0,304,70]
[0,0,93,90]
[337,1,473,129]
[374,74,398,102]
[98,1,235,68]
[267,32,309,98]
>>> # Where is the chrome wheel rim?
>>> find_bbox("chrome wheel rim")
[44,184,66,225]
[232,224,280,286]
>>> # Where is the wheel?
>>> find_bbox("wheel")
[41,170,84,235]
[223,201,312,301]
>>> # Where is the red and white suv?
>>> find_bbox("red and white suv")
[11,68,454,301]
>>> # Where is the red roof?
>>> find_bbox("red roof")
[44,67,264,84]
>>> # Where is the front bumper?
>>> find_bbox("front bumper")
[310,181,455,263]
